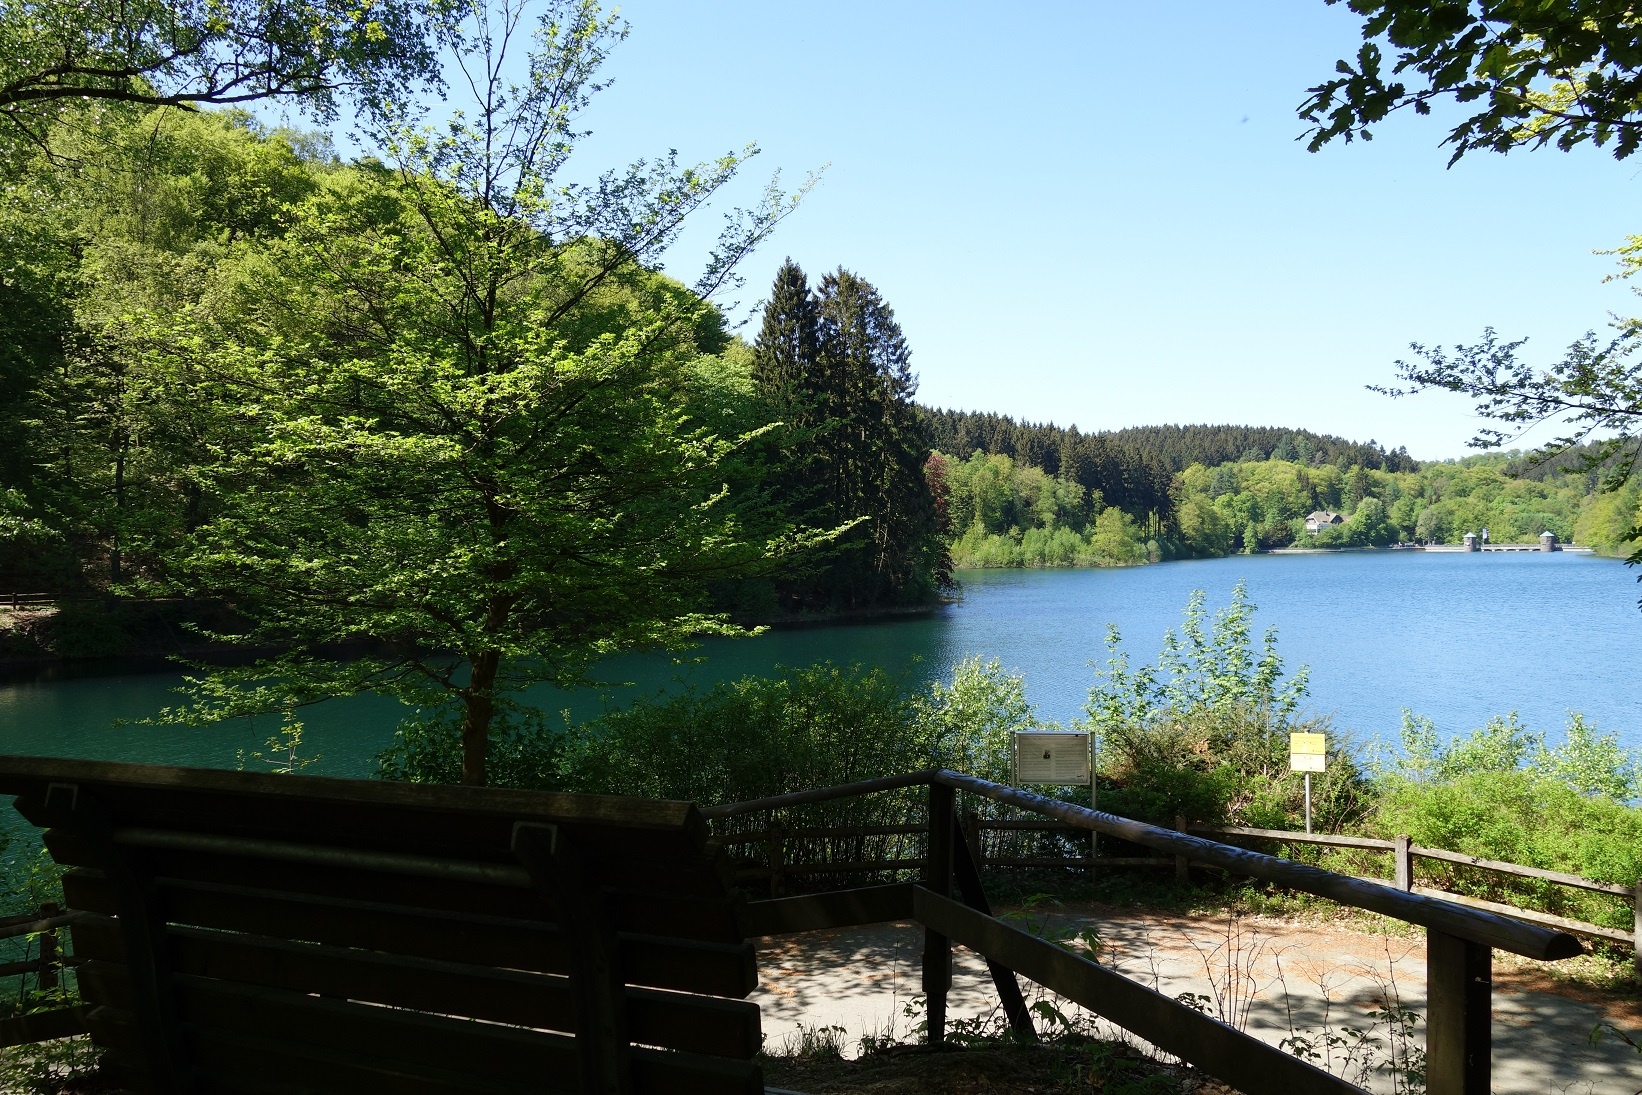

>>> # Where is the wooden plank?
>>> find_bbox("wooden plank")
[923,783,955,1046]
[26,799,710,889]
[1427,929,1490,1095]
[742,884,915,936]
[0,910,86,939]
[1411,886,1629,944]
[67,910,758,1000]
[0,754,704,836]
[514,822,633,1095]
[912,888,1363,1095]
[50,826,735,901]
[59,844,738,941]
[604,888,743,944]
[52,841,550,921]
[112,827,532,887]
[952,811,1034,1043]
[1189,824,1398,851]
[933,770,1583,961]
[78,805,195,1095]
[0,1006,88,1050]
[81,928,761,1061]
[1412,846,1634,896]
[169,976,759,1094]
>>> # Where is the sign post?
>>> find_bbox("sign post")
[1288,732,1326,834]
[1014,731,1094,857]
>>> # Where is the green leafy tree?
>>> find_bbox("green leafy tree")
[0,0,441,157]
[144,0,812,785]
[1302,1,1642,164]
[1306,2,1642,583]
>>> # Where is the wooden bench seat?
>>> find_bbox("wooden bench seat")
[0,756,763,1095]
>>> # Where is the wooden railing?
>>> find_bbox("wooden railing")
[707,769,1584,1095]
[1186,822,1642,974]
[0,904,89,1051]
[713,804,1641,981]
[1,593,55,609]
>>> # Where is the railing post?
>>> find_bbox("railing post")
[1426,929,1491,1095]
[766,819,786,899]
[1633,880,1640,984]
[960,809,983,872]
[950,806,1035,1043]
[1174,815,1189,883]
[37,902,59,997]
[923,782,955,1046]
[1395,835,1413,892]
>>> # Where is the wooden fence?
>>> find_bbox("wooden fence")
[1,593,55,610]
[0,904,88,1051]
[711,811,1642,978]
[708,769,1586,1095]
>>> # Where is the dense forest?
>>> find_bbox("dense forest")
[927,412,1639,567]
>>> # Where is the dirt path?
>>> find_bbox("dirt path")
[752,906,1642,1095]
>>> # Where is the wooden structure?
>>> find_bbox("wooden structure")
[1188,822,1641,969]
[0,756,764,1094]
[706,769,1586,1095]
[2,758,1591,1095]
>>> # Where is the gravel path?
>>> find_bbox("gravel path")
[751,906,1642,1095]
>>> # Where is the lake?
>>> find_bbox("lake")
[2,550,1640,781]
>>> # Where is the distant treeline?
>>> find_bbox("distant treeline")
[921,410,1418,479]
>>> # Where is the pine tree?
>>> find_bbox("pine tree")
[814,268,945,607]
[751,258,821,418]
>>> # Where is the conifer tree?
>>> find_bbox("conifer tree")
[751,258,821,417]
[750,263,946,609]
[816,268,945,606]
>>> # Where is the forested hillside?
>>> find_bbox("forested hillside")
[927,409,1639,567]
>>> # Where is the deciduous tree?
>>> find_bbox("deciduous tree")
[145,0,812,784]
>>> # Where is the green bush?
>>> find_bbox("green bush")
[1362,709,1642,932]
[1085,582,1369,830]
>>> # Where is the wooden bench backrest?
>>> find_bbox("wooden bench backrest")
[0,756,762,1095]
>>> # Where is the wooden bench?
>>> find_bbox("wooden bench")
[0,756,763,1095]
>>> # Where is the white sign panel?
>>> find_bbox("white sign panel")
[1014,732,1091,785]
[1289,731,1327,773]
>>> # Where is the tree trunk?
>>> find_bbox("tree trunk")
[460,649,500,786]
[110,441,126,584]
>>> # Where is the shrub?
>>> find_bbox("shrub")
[1086,582,1368,830]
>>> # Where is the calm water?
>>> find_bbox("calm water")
[2,551,1640,782]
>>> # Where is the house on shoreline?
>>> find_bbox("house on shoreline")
[1305,510,1344,533]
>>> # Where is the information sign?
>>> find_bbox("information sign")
[1013,732,1091,785]
[1289,732,1326,772]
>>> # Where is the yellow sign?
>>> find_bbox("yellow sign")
[1289,733,1326,756]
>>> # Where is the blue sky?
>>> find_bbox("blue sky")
[543,3,1638,459]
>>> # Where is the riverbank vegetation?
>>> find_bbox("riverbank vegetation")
[931,416,1642,567]
[372,583,1642,952]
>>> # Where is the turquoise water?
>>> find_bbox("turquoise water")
[2,551,1639,781]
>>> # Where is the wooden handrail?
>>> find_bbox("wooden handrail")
[1412,845,1634,897]
[707,769,1586,961]
[1190,823,1398,851]
[930,769,1582,961]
